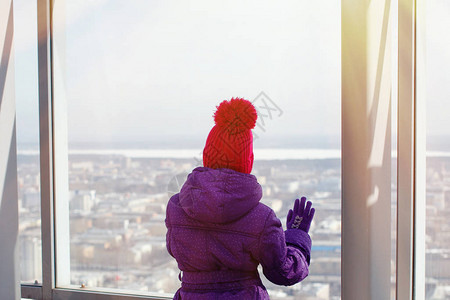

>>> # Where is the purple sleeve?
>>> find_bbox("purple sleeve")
[257,209,311,286]
[285,228,312,265]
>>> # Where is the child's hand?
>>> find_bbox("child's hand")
[286,197,315,233]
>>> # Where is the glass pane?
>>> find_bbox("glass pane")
[53,1,341,298]
[424,1,450,298]
[14,0,42,284]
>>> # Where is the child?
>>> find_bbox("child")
[165,98,315,299]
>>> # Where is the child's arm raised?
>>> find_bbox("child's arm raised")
[256,198,314,286]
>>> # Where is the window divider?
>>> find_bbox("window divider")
[414,0,426,297]
[51,0,71,286]
[341,0,393,299]
[37,0,56,298]
[397,0,426,298]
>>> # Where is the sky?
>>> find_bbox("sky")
[12,0,450,149]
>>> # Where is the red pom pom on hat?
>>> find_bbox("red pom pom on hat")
[203,97,257,174]
[214,97,258,134]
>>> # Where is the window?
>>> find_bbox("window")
[14,0,42,285]
[6,0,436,299]
[50,1,341,298]
[422,0,450,298]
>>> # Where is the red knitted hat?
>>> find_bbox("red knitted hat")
[203,97,258,174]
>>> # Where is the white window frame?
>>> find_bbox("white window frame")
[17,0,426,299]
[397,0,426,299]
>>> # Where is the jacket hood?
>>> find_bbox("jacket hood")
[178,166,262,224]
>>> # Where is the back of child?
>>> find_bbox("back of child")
[165,98,315,299]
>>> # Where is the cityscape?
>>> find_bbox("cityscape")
[17,150,450,299]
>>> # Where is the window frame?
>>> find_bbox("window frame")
[19,0,425,299]
[397,0,426,298]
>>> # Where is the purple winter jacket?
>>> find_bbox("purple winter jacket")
[165,166,312,299]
